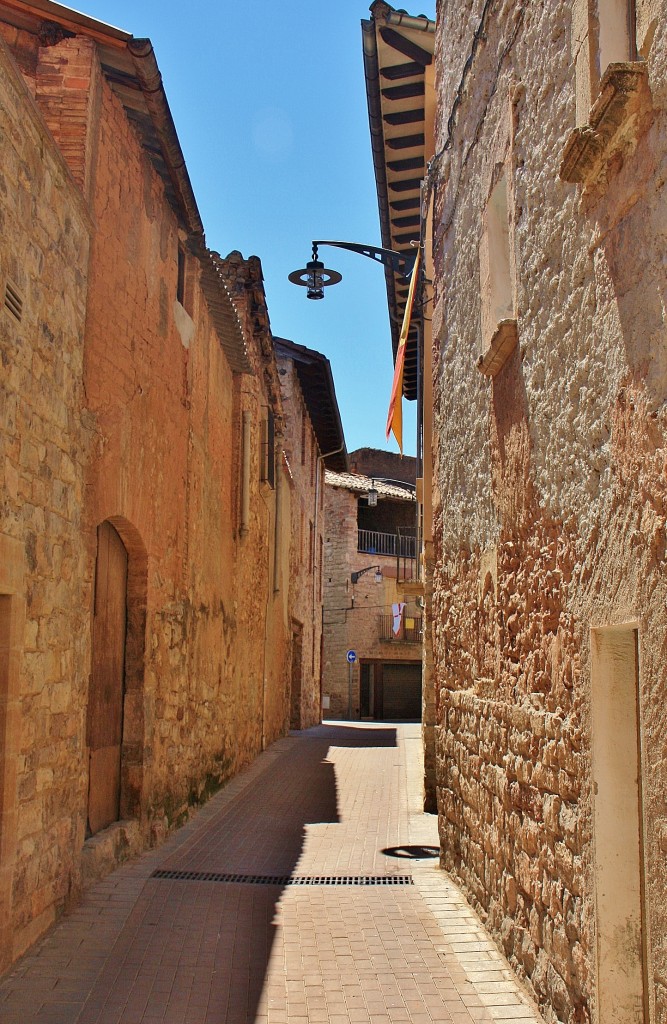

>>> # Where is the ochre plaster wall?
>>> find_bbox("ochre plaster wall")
[432,2,667,1022]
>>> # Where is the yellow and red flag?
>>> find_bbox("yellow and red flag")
[385,247,421,453]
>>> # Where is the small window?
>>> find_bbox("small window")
[177,245,186,306]
[300,410,307,466]
[572,0,638,125]
[261,408,275,488]
[479,170,514,355]
[598,0,636,75]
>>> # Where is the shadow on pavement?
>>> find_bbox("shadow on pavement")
[381,844,440,860]
[74,722,397,1024]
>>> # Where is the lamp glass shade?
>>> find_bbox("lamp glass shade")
[307,260,324,300]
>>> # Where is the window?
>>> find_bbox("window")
[177,244,186,306]
[572,0,638,125]
[598,0,636,77]
[479,170,513,350]
[301,409,307,466]
[561,0,648,186]
[477,168,518,376]
[261,408,275,488]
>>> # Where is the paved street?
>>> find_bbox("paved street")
[0,723,542,1024]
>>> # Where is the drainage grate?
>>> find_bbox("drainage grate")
[151,869,413,887]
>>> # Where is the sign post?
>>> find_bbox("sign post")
[346,650,356,719]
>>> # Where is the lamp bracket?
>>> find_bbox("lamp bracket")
[351,564,382,584]
[312,241,417,279]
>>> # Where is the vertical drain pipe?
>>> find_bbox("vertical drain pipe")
[241,410,251,537]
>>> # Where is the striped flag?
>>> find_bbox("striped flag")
[385,247,421,453]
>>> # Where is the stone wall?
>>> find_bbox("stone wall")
[0,19,293,970]
[276,353,325,731]
[432,2,667,1022]
[0,35,92,964]
[323,477,422,719]
[349,448,416,483]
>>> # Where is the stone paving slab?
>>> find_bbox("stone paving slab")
[0,723,544,1023]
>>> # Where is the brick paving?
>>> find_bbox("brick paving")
[0,723,543,1024]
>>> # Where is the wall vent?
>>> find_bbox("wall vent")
[4,280,23,322]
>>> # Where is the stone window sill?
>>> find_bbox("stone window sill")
[559,62,652,188]
[478,319,518,377]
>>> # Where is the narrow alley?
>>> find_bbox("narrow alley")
[0,724,540,1024]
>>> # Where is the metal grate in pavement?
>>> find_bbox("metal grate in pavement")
[151,869,413,886]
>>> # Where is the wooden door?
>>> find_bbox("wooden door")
[87,521,127,835]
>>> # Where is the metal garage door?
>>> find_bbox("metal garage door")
[382,663,421,720]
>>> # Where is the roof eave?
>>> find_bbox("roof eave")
[361,2,435,402]
[274,338,348,473]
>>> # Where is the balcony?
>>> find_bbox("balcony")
[379,609,423,644]
[358,528,420,558]
[358,528,419,585]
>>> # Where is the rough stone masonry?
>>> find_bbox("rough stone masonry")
[431,1,667,1022]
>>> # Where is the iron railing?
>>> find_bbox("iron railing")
[379,610,423,643]
[357,528,419,584]
[358,529,416,557]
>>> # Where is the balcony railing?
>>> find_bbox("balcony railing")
[357,528,419,584]
[379,610,423,643]
[358,529,416,557]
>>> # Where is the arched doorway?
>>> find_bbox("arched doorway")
[86,520,128,835]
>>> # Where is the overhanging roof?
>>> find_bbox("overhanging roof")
[362,1,435,401]
[274,337,348,473]
[325,470,415,502]
[0,2,255,372]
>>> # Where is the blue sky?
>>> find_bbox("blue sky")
[76,0,435,458]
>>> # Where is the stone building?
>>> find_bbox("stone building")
[322,453,422,720]
[430,1,667,1023]
[274,337,347,731]
[0,0,298,971]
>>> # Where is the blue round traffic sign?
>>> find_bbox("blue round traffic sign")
[346,649,357,664]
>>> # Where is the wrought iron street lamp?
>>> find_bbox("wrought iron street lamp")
[289,240,416,299]
[351,565,383,584]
